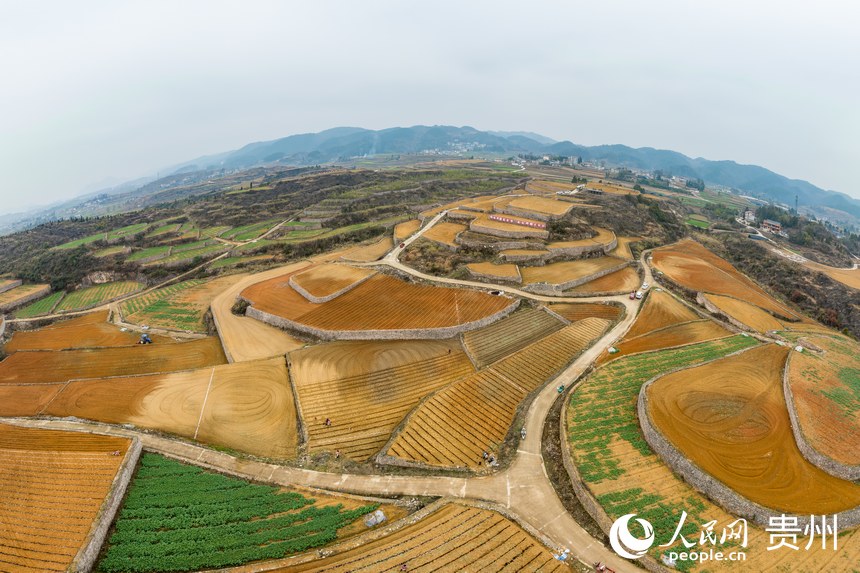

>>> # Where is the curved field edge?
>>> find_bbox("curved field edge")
[783,332,860,479]
[564,335,860,572]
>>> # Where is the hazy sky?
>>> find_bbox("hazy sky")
[1,0,858,215]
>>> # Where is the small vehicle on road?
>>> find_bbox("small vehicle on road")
[629,291,636,300]
[635,291,643,300]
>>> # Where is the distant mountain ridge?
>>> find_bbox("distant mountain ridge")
[2,125,858,235]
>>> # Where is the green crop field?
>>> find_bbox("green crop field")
[53,232,108,250]
[199,225,231,239]
[220,219,278,241]
[148,245,228,266]
[107,223,150,240]
[98,454,375,573]
[120,280,207,331]
[145,223,181,238]
[13,291,65,318]
[54,281,144,312]
[685,218,710,229]
[209,255,273,269]
[94,246,129,258]
[567,335,758,570]
[127,245,172,262]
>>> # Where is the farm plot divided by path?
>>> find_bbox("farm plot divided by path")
[520,257,623,286]
[604,320,732,363]
[703,293,786,332]
[394,219,422,242]
[388,317,610,468]
[0,284,50,312]
[98,453,377,573]
[546,302,623,323]
[647,343,860,514]
[4,311,169,352]
[624,290,698,339]
[564,266,641,294]
[339,236,393,262]
[422,221,467,247]
[566,335,860,572]
[41,357,297,459]
[0,423,132,573]
[293,346,474,460]
[243,272,515,333]
[278,503,568,573]
[290,265,375,300]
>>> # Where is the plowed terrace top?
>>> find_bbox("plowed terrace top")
[243,272,516,331]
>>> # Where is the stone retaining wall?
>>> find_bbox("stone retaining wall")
[522,261,630,295]
[546,235,618,259]
[288,272,376,304]
[455,235,543,252]
[71,436,142,573]
[0,279,22,295]
[637,355,860,532]
[466,267,522,285]
[497,205,559,222]
[246,297,520,341]
[783,352,860,480]
[470,221,549,240]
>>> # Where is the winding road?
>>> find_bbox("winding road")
[3,213,655,572]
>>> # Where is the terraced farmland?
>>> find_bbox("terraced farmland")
[506,195,574,217]
[54,281,143,312]
[546,302,623,322]
[0,337,226,384]
[394,219,422,241]
[281,503,567,573]
[547,226,615,250]
[388,317,610,467]
[243,272,516,334]
[221,219,279,241]
[624,289,699,339]
[5,311,169,352]
[339,236,393,262]
[290,264,375,300]
[0,283,51,311]
[465,261,521,282]
[149,244,228,266]
[652,238,799,319]
[609,236,640,260]
[43,357,296,458]
[462,307,565,368]
[296,351,475,460]
[565,266,641,294]
[121,275,241,332]
[520,256,624,286]
[787,333,860,466]
[0,423,133,573]
[98,453,375,573]
[12,291,65,318]
[422,221,467,247]
[126,245,172,262]
[704,293,785,332]
[606,320,732,362]
[647,344,860,514]
[525,179,577,194]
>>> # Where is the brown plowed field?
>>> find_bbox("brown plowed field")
[788,334,860,465]
[389,317,609,467]
[506,195,574,217]
[520,256,623,285]
[652,238,799,319]
[547,227,615,249]
[465,261,520,281]
[4,311,169,352]
[422,222,467,247]
[44,357,296,459]
[585,181,638,195]
[290,265,375,299]
[704,293,785,332]
[280,503,566,573]
[647,344,860,513]
[471,213,546,236]
[394,219,422,242]
[607,320,731,362]
[243,273,515,332]
[462,307,564,368]
[340,236,392,262]
[624,290,699,339]
[295,352,474,460]
[546,302,623,322]
[0,423,131,573]
[565,266,641,294]
[0,337,226,385]
[0,383,63,416]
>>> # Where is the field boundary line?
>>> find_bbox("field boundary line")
[194,367,216,439]
[494,369,527,395]
[36,380,71,415]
